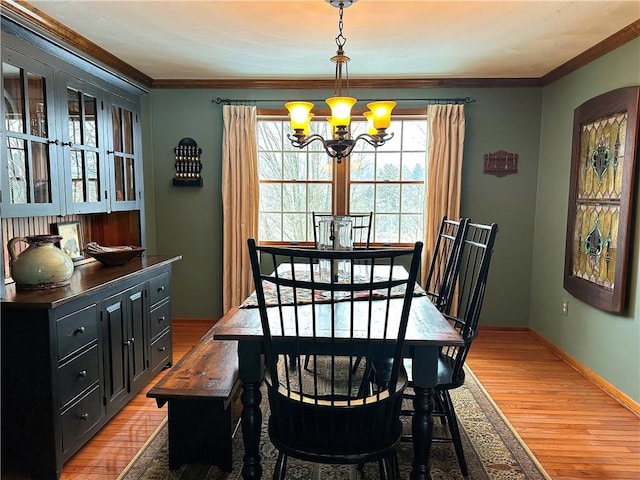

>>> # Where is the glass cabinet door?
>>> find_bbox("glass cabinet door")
[108,98,141,211]
[60,75,108,213]
[1,49,61,217]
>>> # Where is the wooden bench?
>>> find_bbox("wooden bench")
[147,325,240,472]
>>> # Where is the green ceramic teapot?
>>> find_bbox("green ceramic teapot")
[7,235,74,290]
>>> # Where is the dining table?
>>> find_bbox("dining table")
[213,264,464,480]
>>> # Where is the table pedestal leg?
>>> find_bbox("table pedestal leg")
[410,386,434,480]
[409,345,438,480]
[238,341,264,480]
[240,381,262,480]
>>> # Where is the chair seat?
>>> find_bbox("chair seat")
[403,353,466,391]
[269,407,405,464]
[267,368,408,465]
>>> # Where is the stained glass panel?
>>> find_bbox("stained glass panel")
[564,86,639,313]
[571,203,618,289]
[576,112,626,201]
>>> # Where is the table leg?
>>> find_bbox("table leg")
[238,341,264,480]
[410,385,434,480]
[409,345,439,480]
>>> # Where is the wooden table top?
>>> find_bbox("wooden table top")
[214,295,463,347]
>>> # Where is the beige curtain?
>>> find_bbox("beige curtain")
[222,105,260,313]
[422,104,465,286]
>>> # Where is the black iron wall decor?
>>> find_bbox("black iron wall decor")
[563,86,640,314]
[173,137,203,187]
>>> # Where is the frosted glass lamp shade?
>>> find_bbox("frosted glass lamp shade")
[367,101,397,129]
[303,113,314,135]
[363,111,378,135]
[285,102,314,130]
[326,96,357,127]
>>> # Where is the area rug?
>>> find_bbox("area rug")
[119,367,550,480]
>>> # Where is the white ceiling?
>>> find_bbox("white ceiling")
[19,0,640,81]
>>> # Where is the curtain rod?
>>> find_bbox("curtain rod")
[212,96,474,106]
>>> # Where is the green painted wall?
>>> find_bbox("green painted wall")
[143,40,640,402]
[530,38,640,403]
[144,87,541,323]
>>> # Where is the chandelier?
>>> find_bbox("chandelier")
[285,0,396,164]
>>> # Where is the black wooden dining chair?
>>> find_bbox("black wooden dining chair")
[423,216,469,312]
[247,239,423,480]
[401,221,498,477]
[312,212,373,248]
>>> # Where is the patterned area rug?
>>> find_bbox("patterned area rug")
[119,367,550,480]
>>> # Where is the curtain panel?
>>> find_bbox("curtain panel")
[221,105,260,313]
[423,104,465,286]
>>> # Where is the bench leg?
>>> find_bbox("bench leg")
[166,399,233,472]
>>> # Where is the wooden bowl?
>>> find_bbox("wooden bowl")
[84,243,146,266]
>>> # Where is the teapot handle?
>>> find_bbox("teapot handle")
[7,237,27,263]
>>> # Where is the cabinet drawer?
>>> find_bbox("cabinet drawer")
[150,330,172,371]
[61,385,103,451]
[58,344,100,407]
[150,300,171,340]
[57,304,99,360]
[149,272,171,306]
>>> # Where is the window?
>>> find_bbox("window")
[257,112,427,245]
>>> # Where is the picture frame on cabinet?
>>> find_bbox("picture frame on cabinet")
[54,221,84,261]
[563,86,640,314]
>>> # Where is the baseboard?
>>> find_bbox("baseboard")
[477,325,530,333]
[173,318,218,326]
[480,325,640,415]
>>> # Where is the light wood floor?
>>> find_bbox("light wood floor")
[466,329,640,480]
[8,321,638,480]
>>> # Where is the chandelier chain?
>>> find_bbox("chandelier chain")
[335,3,346,49]
[285,0,396,163]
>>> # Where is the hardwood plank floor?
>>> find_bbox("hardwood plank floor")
[6,321,638,479]
[466,329,640,480]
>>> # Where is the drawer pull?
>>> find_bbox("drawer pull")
[157,286,166,292]
[158,316,166,323]
[158,346,166,352]
[78,370,87,378]
[124,340,131,346]
[74,326,86,335]
[80,413,89,421]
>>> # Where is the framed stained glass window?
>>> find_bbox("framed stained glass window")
[564,86,640,314]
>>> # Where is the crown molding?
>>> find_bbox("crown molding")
[542,19,640,85]
[1,0,154,88]
[150,77,543,89]
[3,0,639,91]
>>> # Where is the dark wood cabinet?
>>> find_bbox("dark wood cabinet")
[148,271,173,374]
[1,255,180,479]
[101,283,150,416]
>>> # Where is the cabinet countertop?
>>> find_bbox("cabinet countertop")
[2,255,182,308]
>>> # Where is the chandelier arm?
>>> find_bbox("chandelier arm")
[288,131,395,160]
[286,133,358,163]
[353,131,395,148]
[287,133,326,149]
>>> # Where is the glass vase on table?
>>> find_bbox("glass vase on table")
[317,218,353,296]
